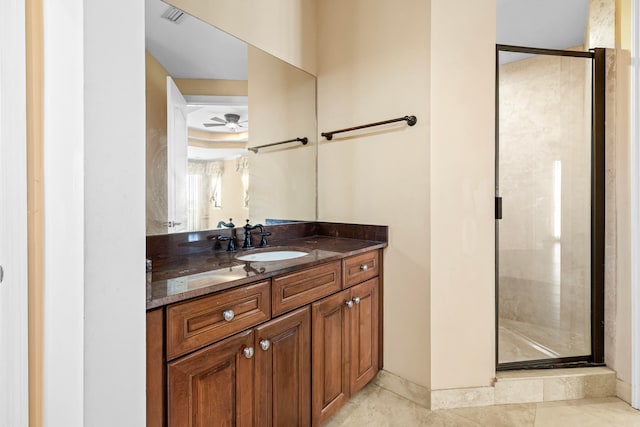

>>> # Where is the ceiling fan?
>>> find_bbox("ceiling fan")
[203,113,248,131]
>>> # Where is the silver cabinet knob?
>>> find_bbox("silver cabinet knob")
[353,297,361,305]
[243,346,254,359]
[360,264,368,271]
[346,300,354,308]
[223,310,235,322]
[260,339,271,351]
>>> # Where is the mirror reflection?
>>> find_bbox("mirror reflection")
[145,0,317,235]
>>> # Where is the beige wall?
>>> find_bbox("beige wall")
[317,0,431,387]
[174,78,247,97]
[165,0,317,75]
[586,0,616,49]
[586,0,633,389]
[429,0,496,390]
[146,51,169,235]
[247,46,317,224]
[317,0,496,392]
[606,49,632,386]
[616,0,631,49]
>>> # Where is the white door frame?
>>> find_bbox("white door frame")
[631,0,640,411]
[0,0,29,425]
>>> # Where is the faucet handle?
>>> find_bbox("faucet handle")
[259,229,271,247]
[217,218,235,229]
[218,235,236,252]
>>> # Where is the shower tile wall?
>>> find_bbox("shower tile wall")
[498,52,592,362]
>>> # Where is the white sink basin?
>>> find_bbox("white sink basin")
[236,250,308,262]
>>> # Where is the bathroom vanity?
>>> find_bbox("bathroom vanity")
[146,222,387,427]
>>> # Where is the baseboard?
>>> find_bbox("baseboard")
[373,370,430,408]
[617,378,632,404]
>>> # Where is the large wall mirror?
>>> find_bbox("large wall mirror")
[145,0,317,235]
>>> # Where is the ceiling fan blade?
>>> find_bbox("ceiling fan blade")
[239,120,248,124]
[209,117,226,124]
[203,123,226,127]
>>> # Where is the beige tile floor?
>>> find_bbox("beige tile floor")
[325,382,640,426]
[499,319,589,364]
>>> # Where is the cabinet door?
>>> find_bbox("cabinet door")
[349,278,379,395]
[254,307,311,427]
[311,290,351,427]
[168,329,254,427]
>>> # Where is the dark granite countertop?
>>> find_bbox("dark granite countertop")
[146,235,387,310]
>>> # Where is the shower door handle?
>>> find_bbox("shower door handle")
[495,197,502,220]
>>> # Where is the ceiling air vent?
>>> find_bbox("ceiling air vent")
[161,6,186,24]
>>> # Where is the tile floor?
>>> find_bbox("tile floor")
[499,319,589,364]
[324,381,640,426]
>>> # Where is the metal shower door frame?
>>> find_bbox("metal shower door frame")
[494,45,605,371]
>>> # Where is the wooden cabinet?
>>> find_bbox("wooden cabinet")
[166,280,271,360]
[343,250,379,288]
[150,249,382,427]
[272,261,341,316]
[168,329,255,427]
[254,307,311,427]
[166,307,311,427]
[311,290,351,426]
[349,278,379,394]
[311,278,379,426]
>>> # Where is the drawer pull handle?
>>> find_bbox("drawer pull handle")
[243,346,254,359]
[353,297,361,305]
[360,264,368,271]
[223,310,235,322]
[260,339,271,351]
[346,300,354,308]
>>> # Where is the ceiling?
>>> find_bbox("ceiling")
[145,0,247,80]
[497,0,590,62]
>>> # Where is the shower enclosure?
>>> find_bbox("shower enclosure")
[495,45,605,369]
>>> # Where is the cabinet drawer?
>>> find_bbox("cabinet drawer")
[166,281,271,360]
[272,261,342,316]
[343,250,379,288]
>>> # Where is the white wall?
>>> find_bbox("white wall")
[42,0,146,425]
[42,1,85,423]
[0,1,29,425]
[83,1,146,425]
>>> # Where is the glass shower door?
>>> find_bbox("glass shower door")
[496,46,604,368]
